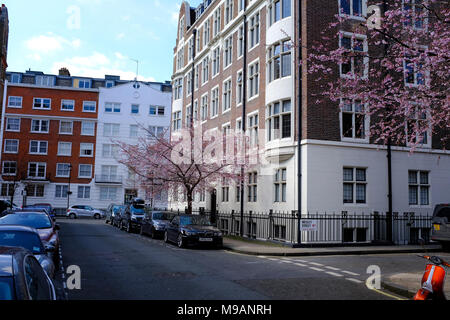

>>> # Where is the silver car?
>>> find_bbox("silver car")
[67,205,105,219]
[431,204,450,250]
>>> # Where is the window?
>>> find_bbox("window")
[4,140,19,153]
[131,104,139,114]
[339,0,364,17]
[404,0,426,29]
[212,47,220,76]
[268,40,291,82]
[2,162,17,176]
[33,98,51,110]
[58,142,72,156]
[130,125,139,137]
[236,71,244,105]
[248,113,259,147]
[28,163,46,179]
[35,75,55,87]
[81,121,95,136]
[101,165,118,181]
[193,101,199,123]
[274,168,287,202]
[1,183,15,197]
[80,143,94,157]
[186,71,192,96]
[10,73,21,83]
[343,167,367,204]
[236,185,241,202]
[238,25,244,58]
[248,61,260,98]
[188,37,194,62]
[102,144,119,158]
[105,102,121,113]
[249,12,260,49]
[185,105,192,127]
[268,0,291,26]
[195,65,200,89]
[76,79,91,89]
[213,7,221,37]
[341,99,366,139]
[100,187,117,201]
[406,106,429,145]
[201,95,208,121]
[179,16,185,38]
[30,119,49,133]
[83,101,96,112]
[174,78,183,100]
[248,172,258,202]
[103,123,120,137]
[172,111,182,131]
[408,170,429,205]
[203,20,210,46]
[267,100,291,141]
[224,36,233,68]
[340,33,367,78]
[105,81,114,88]
[176,49,184,71]
[59,121,73,135]
[404,49,426,86]
[29,141,48,155]
[202,57,210,85]
[211,87,219,118]
[150,106,165,116]
[199,189,206,202]
[148,126,165,138]
[6,118,20,132]
[55,185,68,198]
[225,0,233,25]
[56,164,71,177]
[222,179,230,202]
[78,186,91,199]
[223,79,232,113]
[8,96,22,108]
[26,184,45,198]
[61,100,75,111]
[238,0,245,11]
[79,164,92,178]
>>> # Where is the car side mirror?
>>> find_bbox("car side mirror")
[54,224,60,231]
[45,244,56,253]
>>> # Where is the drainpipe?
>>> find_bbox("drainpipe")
[296,0,303,245]
[240,11,248,237]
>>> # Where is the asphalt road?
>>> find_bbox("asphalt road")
[56,219,448,300]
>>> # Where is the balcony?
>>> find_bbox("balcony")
[95,175,123,184]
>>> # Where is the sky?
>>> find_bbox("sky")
[2,0,202,83]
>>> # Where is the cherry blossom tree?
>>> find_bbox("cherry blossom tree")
[306,0,449,149]
[117,125,257,215]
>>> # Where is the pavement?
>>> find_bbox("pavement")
[223,237,449,299]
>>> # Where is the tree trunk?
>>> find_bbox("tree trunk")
[187,192,193,215]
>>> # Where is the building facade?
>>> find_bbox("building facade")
[0,4,8,123]
[0,69,172,213]
[92,81,172,209]
[170,0,450,225]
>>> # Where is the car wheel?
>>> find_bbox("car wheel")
[164,231,169,243]
[69,213,76,219]
[177,234,185,248]
[126,222,131,233]
[94,213,101,220]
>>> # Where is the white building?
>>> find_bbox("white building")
[92,81,172,209]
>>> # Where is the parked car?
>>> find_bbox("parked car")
[0,212,60,266]
[23,204,55,220]
[0,225,55,278]
[120,198,146,233]
[111,206,126,228]
[106,204,125,225]
[140,211,175,238]
[0,200,19,216]
[164,215,223,249]
[431,204,450,250]
[67,205,105,220]
[0,246,56,300]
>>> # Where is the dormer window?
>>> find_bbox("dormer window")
[35,75,55,87]
[10,73,21,84]
[75,79,91,89]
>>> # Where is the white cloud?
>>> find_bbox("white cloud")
[116,32,126,40]
[24,33,81,57]
[51,52,156,82]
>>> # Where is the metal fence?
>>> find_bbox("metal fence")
[169,209,433,246]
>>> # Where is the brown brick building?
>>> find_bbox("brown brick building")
[0,4,8,123]
[170,0,449,243]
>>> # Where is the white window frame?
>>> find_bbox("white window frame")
[274,168,287,203]
[105,102,121,113]
[55,185,68,199]
[408,170,430,207]
[340,98,370,143]
[59,121,73,135]
[8,96,22,108]
[81,121,95,136]
[222,77,232,114]
[56,163,71,178]
[78,164,93,178]
[343,167,368,205]
[248,12,260,51]
[83,101,97,113]
[4,140,19,154]
[80,143,94,157]
[338,0,367,20]
[2,161,17,176]
[6,118,20,132]
[248,59,260,100]
[28,162,47,179]
[33,98,51,110]
[211,86,220,119]
[61,99,75,112]
[339,32,369,79]
[29,141,48,155]
[78,186,91,199]
[57,142,72,156]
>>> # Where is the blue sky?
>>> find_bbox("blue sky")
[2,0,202,82]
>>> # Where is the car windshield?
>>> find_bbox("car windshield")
[0,231,44,254]
[113,206,125,213]
[0,214,52,229]
[152,212,174,221]
[131,206,145,215]
[179,216,212,226]
[0,278,14,300]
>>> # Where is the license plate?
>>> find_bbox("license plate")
[199,238,213,242]
[434,224,440,231]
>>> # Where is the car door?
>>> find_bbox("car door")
[167,216,179,241]
[24,255,54,300]
[142,212,151,234]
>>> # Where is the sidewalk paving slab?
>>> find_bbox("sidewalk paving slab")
[382,272,450,299]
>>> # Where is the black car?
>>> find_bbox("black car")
[0,246,56,300]
[106,204,125,225]
[112,206,126,228]
[0,200,18,216]
[120,198,146,233]
[164,215,223,248]
[140,211,175,238]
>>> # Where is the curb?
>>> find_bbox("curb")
[381,281,415,299]
[222,246,442,257]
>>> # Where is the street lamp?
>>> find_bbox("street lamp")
[67,164,73,210]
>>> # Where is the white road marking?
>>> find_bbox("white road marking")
[293,263,307,267]
[257,256,267,259]
[309,262,325,267]
[346,278,363,284]
[309,267,325,272]
[326,271,344,277]
[325,266,341,271]
[342,270,360,276]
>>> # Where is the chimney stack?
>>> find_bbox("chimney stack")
[59,67,70,77]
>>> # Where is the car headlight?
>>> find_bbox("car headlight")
[215,232,223,237]
[183,230,195,236]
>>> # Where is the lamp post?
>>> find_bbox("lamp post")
[67,164,73,210]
